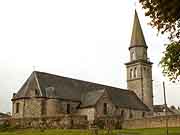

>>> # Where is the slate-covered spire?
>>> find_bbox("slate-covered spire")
[129,10,147,49]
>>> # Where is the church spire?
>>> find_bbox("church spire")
[129,10,147,50]
[125,9,153,112]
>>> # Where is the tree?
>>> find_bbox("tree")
[160,42,180,82]
[139,0,180,82]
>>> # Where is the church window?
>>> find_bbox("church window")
[35,89,38,96]
[143,52,147,60]
[131,51,136,61]
[130,69,133,79]
[67,104,71,114]
[134,67,137,78]
[129,110,133,119]
[121,110,124,117]
[103,103,108,115]
[16,103,20,113]
[142,112,145,117]
[143,67,146,77]
[45,87,55,97]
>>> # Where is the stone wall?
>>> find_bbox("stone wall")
[8,115,88,129]
[46,99,80,116]
[0,118,9,125]
[12,98,44,118]
[122,115,180,129]
[3,115,180,129]
[78,108,95,121]
[95,91,145,120]
[12,97,81,118]
[94,116,124,129]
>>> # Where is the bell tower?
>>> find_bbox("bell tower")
[125,10,153,111]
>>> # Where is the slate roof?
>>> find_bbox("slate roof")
[153,105,179,114]
[130,10,147,49]
[13,72,38,99]
[107,88,149,110]
[13,71,150,111]
[80,89,105,108]
[0,112,10,118]
[153,105,173,113]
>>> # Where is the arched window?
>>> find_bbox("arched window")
[129,110,133,119]
[131,51,136,61]
[130,69,133,79]
[142,112,145,117]
[103,103,108,115]
[45,87,55,97]
[144,51,148,60]
[16,103,20,113]
[121,110,124,117]
[35,89,38,96]
[67,104,71,114]
[144,67,146,71]
[134,67,137,78]
[143,67,146,77]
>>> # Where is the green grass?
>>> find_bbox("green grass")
[0,129,117,135]
[119,128,180,135]
[0,128,179,135]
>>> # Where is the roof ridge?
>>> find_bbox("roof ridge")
[33,71,43,96]
[34,71,129,91]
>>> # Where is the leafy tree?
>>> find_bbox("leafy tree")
[139,0,180,82]
[160,42,180,81]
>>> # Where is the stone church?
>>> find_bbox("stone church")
[11,11,153,121]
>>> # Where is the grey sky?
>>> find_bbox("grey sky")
[0,0,180,113]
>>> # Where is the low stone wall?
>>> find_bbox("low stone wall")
[122,115,180,129]
[0,118,9,125]
[2,115,88,129]
[2,115,180,129]
[94,116,123,129]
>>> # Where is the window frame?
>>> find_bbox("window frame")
[134,67,137,78]
[16,103,20,113]
[67,103,71,114]
[103,103,108,115]
[130,69,133,79]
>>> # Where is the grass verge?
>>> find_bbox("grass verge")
[0,128,179,135]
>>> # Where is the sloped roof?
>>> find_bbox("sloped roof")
[80,89,105,108]
[13,71,150,111]
[153,105,173,113]
[107,88,149,111]
[0,112,10,118]
[130,10,147,49]
[13,72,39,99]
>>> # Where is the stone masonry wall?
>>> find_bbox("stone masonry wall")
[8,115,88,129]
[12,98,80,118]
[78,108,95,121]
[12,98,44,118]
[122,115,180,129]
[95,91,145,120]
[3,115,180,129]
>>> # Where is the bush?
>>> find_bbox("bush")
[0,122,9,131]
[94,120,105,129]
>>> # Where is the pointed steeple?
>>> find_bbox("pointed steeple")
[129,10,147,49]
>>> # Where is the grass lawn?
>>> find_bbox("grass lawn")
[119,127,180,135]
[0,128,179,135]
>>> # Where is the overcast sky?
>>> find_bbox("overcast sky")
[0,0,180,113]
